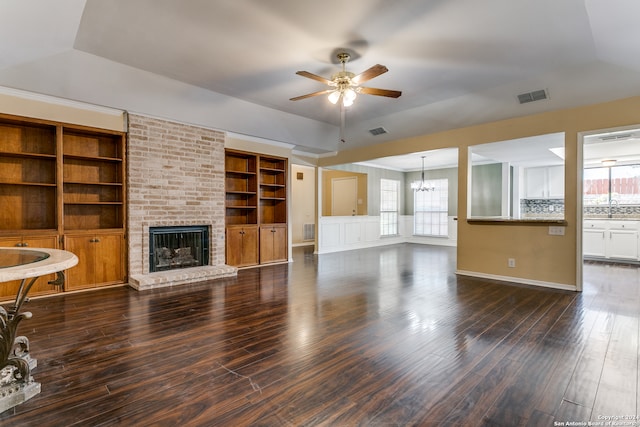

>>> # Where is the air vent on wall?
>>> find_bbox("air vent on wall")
[517,89,548,104]
[369,127,388,136]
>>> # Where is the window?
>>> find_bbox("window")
[584,165,640,207]
[380,179,399,236]
[414,179,448,236]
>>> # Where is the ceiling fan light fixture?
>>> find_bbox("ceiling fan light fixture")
[328,90,341,104]
[342,97,355,107]
[343,88,357,103]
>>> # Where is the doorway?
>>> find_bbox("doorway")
[581,126,640,291]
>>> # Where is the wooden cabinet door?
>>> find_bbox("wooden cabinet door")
[271,225,287,263]
[0,236,59,300]
[93,233,125,285]
[64,233,125,290]
[260,225,287,264]
[225,227,243,266]
[242,226,259,266]
[226,226,258,267]
[64,235,94,290]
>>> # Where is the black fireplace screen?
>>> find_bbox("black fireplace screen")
[149,226,209,272]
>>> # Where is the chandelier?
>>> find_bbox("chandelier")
[411,156,435,191]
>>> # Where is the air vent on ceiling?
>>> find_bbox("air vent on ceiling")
[517,89,548,104]
[369,127,388,136]
[599,133,633,141]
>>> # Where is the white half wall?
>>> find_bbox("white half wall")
[317,215,457,254]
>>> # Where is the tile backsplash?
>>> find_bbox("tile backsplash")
[521,199,564,217]
[583,204,640,218]
[521,199,640,218]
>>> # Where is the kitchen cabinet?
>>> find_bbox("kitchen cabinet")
[524,166,564,199]
[583,220,639,261]
[583,222,607,257]
[608,222,639,260]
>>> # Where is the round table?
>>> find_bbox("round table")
[0,248,78,413]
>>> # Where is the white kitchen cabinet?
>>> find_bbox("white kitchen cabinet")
[525,167,546,198]
[608,221,639,260]
[583,222,607,257]
[547,166,564,198]
[583,220,639,261]
[524,166,564,199]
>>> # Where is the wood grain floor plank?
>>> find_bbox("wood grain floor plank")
[1,244,639,425]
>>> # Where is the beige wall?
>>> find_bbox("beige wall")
[225,135,291,158]
[0,87,125,131]
[291,164,316,244]
[318,96,640,288]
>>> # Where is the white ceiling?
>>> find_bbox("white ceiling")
[2,0,640,170]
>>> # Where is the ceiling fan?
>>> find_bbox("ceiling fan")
[290,52,402,143]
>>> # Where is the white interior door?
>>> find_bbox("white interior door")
[331,177,357,216]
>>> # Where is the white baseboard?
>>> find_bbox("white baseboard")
[455,269,577,292]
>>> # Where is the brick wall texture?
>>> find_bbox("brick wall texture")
[127,113,226,276]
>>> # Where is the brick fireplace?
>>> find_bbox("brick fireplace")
[126,113,236,290]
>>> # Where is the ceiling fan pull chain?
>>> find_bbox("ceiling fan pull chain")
[340,105,346,143]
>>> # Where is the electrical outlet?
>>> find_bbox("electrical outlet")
[548,226,565,236]
[508,258,516,268]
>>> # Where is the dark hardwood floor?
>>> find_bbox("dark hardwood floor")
[1,244,638,426]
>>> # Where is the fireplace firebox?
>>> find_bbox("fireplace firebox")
[149,226,209,272]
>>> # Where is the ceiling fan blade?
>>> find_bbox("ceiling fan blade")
[353,64,388,83]
[290,89,333,101]
[295,70,333,85]
[358,87,402,98]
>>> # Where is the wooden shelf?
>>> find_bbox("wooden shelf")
[0,184,56,230]
[226,169,257,176]
[64,202,124,205]
[0,150,56,159]
[226,190,257,195]
[225,150,288,266]
[0,114,127,291]
[63,154,123,162]
[0,181,56,187]
[260,167,285,173]
[64,181,123,186]
[64,204,124,230]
